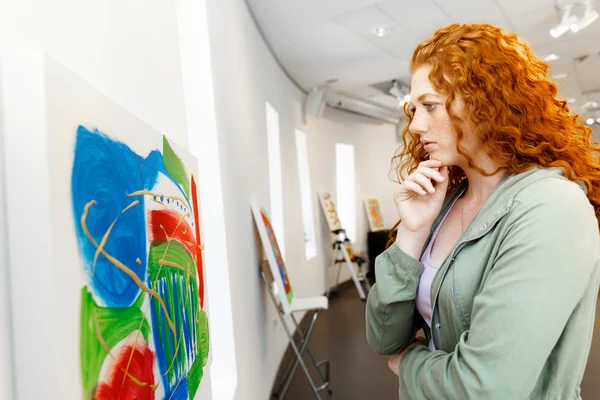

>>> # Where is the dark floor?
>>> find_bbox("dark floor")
[271,280,398,400]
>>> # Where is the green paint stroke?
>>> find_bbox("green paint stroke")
[162,136,190,200]
[79,287,149,400]
[197,310,209,366]
[188,310,209,398]
[148,240,200,384]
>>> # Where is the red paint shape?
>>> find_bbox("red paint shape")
[148,209,197,257]
[191,175,205,309]
[94,344,155,400]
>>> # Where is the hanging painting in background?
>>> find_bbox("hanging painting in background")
[364,198,385,232]
[318,192,342,232]
[72,127,209,399]
[251,203,294,306]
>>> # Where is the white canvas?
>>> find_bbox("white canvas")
[1,53,212,399]
[317,192,343,232]
[251,202,294,315]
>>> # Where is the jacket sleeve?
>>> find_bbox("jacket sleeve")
[365,242,424,355]
[399,180,600,399]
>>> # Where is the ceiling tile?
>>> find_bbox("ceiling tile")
[248,0,383,23]
[495,0,555,18]
[332,4,418,60]
[434,0,514,30]
[377,0,452,40]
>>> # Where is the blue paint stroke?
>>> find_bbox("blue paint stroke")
[71,126,164,307]
[150,272,196,395]
[165,376,189,400]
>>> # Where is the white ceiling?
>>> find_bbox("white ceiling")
[247,0,600,123]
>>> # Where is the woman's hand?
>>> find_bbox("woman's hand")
[394,159,449,234]
[388,337,428,377]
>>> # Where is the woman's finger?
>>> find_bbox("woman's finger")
[417,166,445,183]
[411,173,436,193]
[403,180,427,196]
[418,159,443,169]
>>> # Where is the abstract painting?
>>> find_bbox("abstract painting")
[251,203,294,307]
[364,198,385,232]
[318,192,342,232]
[71,126,209,399]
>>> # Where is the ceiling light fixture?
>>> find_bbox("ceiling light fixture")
[567,98,576,103]
[389,80,411,107]
[597,117,600,123]
[551,5,577,38]
[372,25,392,38]
[543,53,560,62]
[552,73,569,80]
[586,117,595,124]
[389,80,403,98]
[570,1,599,32]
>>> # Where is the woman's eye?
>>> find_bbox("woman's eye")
[424,103,437,111]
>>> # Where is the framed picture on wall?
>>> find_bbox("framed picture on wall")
[364,198,386,232]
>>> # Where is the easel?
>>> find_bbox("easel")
[325,228,370,301]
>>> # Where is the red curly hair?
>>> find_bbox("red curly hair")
[388,23,600,246]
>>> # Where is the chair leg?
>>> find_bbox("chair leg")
[278,309,323,399]
[290,313,328,384]
[261,272,322,400]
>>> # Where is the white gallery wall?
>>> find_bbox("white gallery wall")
[0,0,188,147]
[0,71,13,400]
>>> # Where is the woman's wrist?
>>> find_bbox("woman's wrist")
[394,224,431,260]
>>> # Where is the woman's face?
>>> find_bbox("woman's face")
[408,64,479,167]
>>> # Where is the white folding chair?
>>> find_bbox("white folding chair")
[251,203,331,399]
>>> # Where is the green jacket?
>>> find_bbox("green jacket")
[366,167,600,399]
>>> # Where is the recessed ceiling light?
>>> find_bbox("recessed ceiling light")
[596,117,600,123]
[543,54,560,62]
[372,25,392,38]
[552,73,569,80]
[567,98,576,103]
[593,101,598,107]
[586,118,595,124]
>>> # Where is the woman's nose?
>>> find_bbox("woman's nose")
[409,112,427,135]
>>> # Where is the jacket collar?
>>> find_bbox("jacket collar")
[428,166,582,248]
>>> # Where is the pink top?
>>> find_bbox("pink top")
[416,194,462,351]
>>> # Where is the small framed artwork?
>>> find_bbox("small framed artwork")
[364,198,385,232]
[318,192,342,232]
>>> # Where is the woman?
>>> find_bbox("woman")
[365,23,600,399]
